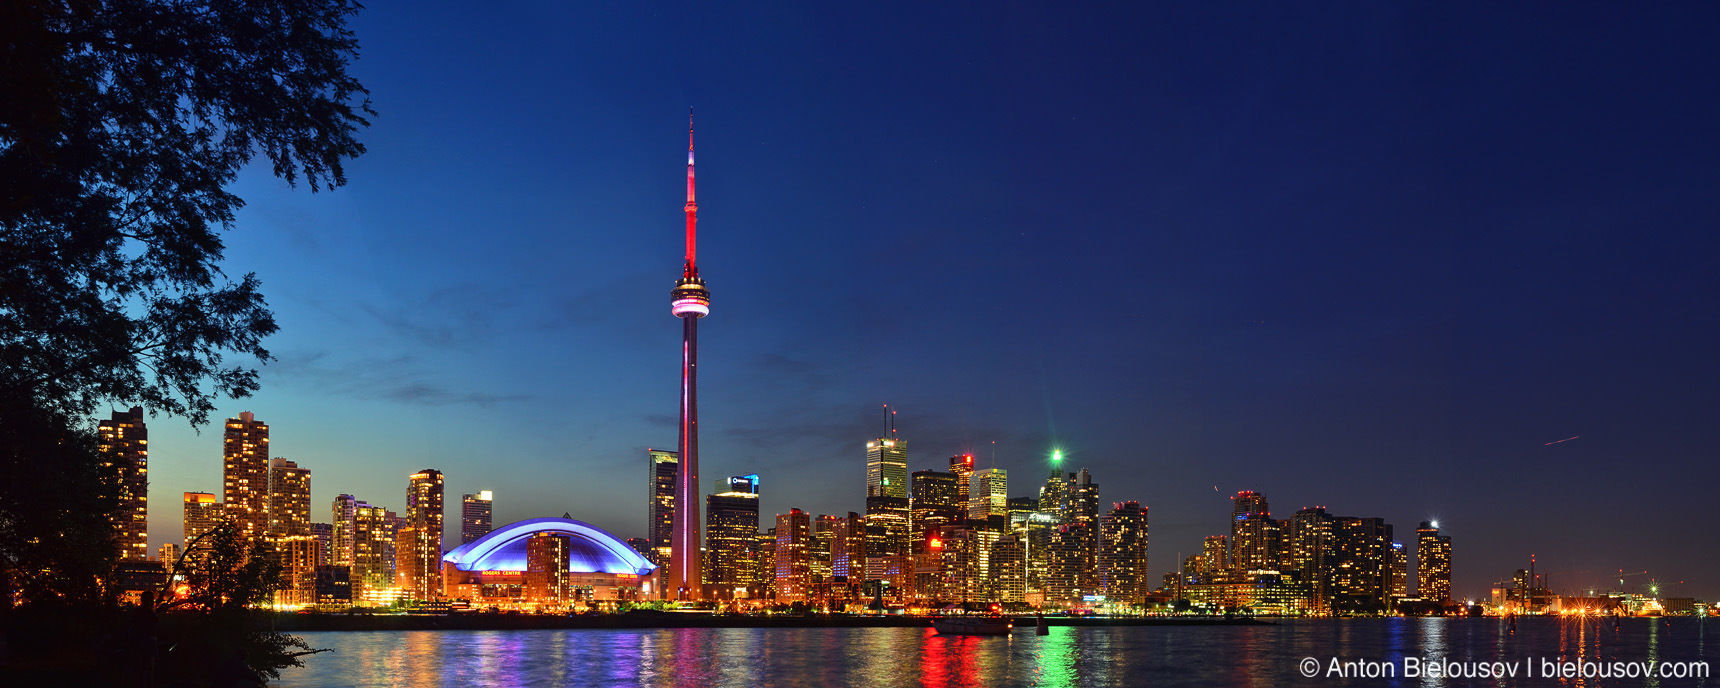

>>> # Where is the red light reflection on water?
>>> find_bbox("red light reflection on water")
[920,627,993,688]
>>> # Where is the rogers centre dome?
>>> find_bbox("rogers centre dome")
[442,517,656,576]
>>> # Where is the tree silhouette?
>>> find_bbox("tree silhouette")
[1,0,371,680]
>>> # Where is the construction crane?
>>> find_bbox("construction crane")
[1617,570,1648,592]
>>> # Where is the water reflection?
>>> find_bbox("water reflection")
[276,618,1716,688]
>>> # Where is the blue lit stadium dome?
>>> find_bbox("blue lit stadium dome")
[442,517,656,576]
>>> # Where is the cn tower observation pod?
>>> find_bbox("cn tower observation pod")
[442,517,657,576]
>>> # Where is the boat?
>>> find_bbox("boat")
[931,616,1014,635]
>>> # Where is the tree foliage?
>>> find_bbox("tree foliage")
[0,0,371,679]
[155,524,322,684]
[1,0,372,425]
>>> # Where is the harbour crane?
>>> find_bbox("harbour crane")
[1617,570,1648,593]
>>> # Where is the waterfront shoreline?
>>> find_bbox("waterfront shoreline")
[269,612,1274,632]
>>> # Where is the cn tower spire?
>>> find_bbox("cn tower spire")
[684,108,697,279]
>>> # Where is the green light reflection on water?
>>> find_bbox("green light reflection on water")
[1034,626,1077,688]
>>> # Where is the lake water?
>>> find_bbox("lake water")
[275,617,1715,687]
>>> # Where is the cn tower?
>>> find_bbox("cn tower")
[667,109,708,600]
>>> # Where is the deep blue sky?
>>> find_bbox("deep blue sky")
[137,3,1719,601]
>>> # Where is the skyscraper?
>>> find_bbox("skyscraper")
[182,491,222,553]
[331,494,358,567]
[667,111,709,601]
[1065,469,1100,593]
[1038,450,1067,523]
[267,457,311,538]
[866,436,907,499]
[275,534,322,607]
[1202,535,1229,576]
[864,494,911,591]
[461,491,493,545]
[1416,521,1452,602]
[1047,523,1088,603]
[1099,501,1150,601]
[909,470,960,536]
[774,508,811,603]
[705,475,760,599]
[1285,506,1334,604]
[948,454,974,509]
[525,532,572,603]
[352,502,395,596]
[310,522,333,566]
[98,407,148,561]
[401,469,444,601]
[647,449,678,569]
[1388,542,1408,601]
[222,412,269,548]
[968,468,1007,522]
[830,512,866,582]
[990,534,1027,603]
[1330,517,1393,610]
[1229,490,1280,573]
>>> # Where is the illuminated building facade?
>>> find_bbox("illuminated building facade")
[462,491,493,545]
[754,530,776,599]
[311,522,333,566]
[1183,573,1313,615]
[704,475,759,598]
[1038,451,1067,523]
[352,502,396,597]
[646,449,677,569]
[1047,523,1089,603]
[990,535,1026,602]
[331,494,358,566]
[222,412,269,548]
[948,454,974,508]
[442,518,656,604]
[968,468,1007,523]
[937,524,982,603]
[275,534,322,607]
[866,436,908,499]
[401,469,445,600]
[909,470,960,535]
[774,509,811,602]
[667,110,709,601]
[1389,542,1408,600]
[98,407,149,561]
[183,491,222,552]
[1202,535,1228,576]
[1229,490,1280,572]
[1416,521,1452,602]
[863,494,910,592]
[525,532,572,603]
[830,512,865,582]
[810,514,836,586]
[1330,517,1392,610]
[1285,507,1334,604]
[267,457,310,538]
[1099,501,1149,601]
[1065,469,1100,593]
[1011,506,1057,599]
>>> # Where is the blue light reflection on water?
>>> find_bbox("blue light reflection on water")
[275,618,1715,688]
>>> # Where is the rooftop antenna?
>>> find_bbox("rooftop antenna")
[882,403,889,437]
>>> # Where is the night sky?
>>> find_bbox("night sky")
[137,4,1719,602]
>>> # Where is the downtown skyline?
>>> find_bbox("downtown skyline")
[120,3,1718,603]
